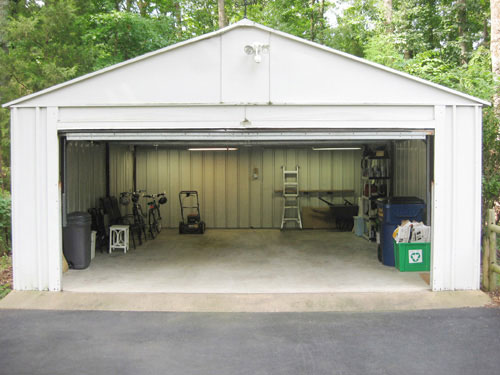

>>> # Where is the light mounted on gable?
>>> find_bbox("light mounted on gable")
[244,42,269,63]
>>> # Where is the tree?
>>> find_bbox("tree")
[82,11,177,69]
[492,0,500,110]
[218,0,227,28]
[331,0,384,57]
[383,0,392,24]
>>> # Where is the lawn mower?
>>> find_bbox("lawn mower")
[178,190,205,234]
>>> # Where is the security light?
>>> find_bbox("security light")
[244,42,269,63]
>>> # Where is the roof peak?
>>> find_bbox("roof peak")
[233,18,255,26]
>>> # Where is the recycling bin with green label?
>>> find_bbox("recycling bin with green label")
[393,240,430,272]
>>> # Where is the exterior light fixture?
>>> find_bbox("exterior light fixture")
[188,147,238,151]
[244,42,269,63]
[241,118,251,126]
[312,147,362,151]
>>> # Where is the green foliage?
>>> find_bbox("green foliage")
[482,108,500,210]
[391,0,489,63]
[0,254,11,299]
[330,0,384,56]
[181,0,220,37]
[82,11,177,69]
[0,285,10,300]
[0,1,90,98]
[0,191,10,255]
[364,33,405,69]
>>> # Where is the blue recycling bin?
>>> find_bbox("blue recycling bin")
[377,197,426,267]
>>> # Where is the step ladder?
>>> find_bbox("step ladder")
[281,166,303,229]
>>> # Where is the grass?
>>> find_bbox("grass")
[0,253,12,299]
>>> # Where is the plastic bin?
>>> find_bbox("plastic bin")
[377,197,426,267]
[353,216,364,236]
[394,241,431,272]
[63,212,92,269]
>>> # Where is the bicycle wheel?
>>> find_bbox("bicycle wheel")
[148,209,156,239]
[136,205,148,242]
[154,207,162,233]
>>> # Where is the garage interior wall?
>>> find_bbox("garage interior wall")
[66,140,429,228]
[107,145,363,228]
[393,140,427,202]
[66,142,106,213]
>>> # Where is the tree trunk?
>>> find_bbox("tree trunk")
[310,0,316,42]
[218,0,226,29]
[457,0,468,64]
[174,2,182,39]
[0,0,7,185]
[383,0,392,24]
[318,0,325,43]
[126,0,133,12]
[138,1,147,17]
[491,0,500,111]
[0,0,8,47]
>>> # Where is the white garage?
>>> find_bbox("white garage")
[4,19,487,292]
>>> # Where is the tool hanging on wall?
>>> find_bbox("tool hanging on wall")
[281,166,303,230]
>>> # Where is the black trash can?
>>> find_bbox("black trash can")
[63,212,92,269]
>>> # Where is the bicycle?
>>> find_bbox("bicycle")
[144,192,167,237]
[120,191,148,244]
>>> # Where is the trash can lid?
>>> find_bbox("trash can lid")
[377,196,425,205]
[66,211,92,225]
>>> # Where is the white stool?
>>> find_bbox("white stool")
[109,225,129,254]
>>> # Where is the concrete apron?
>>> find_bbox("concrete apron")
[0,290,491,312]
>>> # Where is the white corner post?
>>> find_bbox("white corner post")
[431,105,452,291]
[431,104,483,291]
[47,107,62,291]
[472,105,483,289]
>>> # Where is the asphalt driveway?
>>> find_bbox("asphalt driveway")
[0,308,499,375]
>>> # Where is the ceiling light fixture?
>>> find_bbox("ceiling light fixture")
[188,147,238,151]
[312,147,362,151]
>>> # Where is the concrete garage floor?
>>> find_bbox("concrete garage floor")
[63,229,429,293]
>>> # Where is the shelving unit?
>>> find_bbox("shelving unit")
[361,155,391,241]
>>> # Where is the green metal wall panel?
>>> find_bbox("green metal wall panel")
[131,147,362,228]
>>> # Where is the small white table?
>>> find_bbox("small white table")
[109,225,130,254]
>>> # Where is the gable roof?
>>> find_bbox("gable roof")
[3,18,490,107]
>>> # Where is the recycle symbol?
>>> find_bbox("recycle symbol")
[409,250,422,263]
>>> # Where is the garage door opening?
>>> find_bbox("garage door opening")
[61,133,433,293]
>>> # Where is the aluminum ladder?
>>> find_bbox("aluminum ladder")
[281,166,303,229]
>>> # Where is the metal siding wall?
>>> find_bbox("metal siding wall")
[129,147,362,228]
[11,108,38,290]
[66,142,106,212]
[11,108,61,290]
[109,144,134,215]
[452,106,481,289]
[432,106,454,290]
[393,140,427,202]
[431,105,482,291]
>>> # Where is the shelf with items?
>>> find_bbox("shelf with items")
[361,153,391,241]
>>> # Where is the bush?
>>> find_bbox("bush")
[0,191,11,255]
